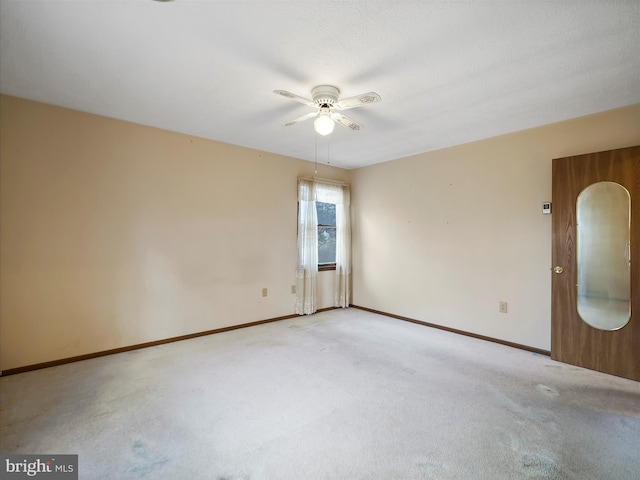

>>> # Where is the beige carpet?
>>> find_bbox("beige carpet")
[1,308,639,479]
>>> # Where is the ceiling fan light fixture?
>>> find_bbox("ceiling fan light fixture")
[275,85,380,134]
[314,113,335,136]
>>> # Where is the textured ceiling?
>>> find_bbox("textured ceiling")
[1,1,638,170]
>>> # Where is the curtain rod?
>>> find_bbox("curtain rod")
[298,175,349,187]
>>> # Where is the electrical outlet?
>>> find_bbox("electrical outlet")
[291,285,296,294]
[262,288,268,297]
[499,301,508,313]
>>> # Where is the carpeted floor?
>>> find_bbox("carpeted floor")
[1,308,639,479]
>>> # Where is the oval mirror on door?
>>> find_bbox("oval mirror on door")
[576,181,631,330]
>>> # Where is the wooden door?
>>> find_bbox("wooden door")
[551,146,639,381]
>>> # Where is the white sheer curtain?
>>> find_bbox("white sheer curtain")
[296,178,351,315]
[334,185,351,308]
[295,179,318,315]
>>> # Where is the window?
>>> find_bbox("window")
[296,177,351,314]
[317,202,336,270]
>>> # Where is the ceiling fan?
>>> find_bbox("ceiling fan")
[273,85,381,136]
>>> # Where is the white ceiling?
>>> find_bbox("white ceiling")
[1,1,638,170]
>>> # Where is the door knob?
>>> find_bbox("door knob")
[553,266,564,274]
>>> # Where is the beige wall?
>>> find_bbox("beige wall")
[0,95,348,371]
[350,105,640,351]
[2,95,639,371]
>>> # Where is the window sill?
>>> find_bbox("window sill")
[318,263,336,272]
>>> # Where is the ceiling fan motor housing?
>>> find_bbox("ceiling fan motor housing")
[312,85,340,108]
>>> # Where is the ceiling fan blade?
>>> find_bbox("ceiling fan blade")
[273,90,315,107]
[284,110,319,127]
[331,112,361,131]
[334,92,381,110]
